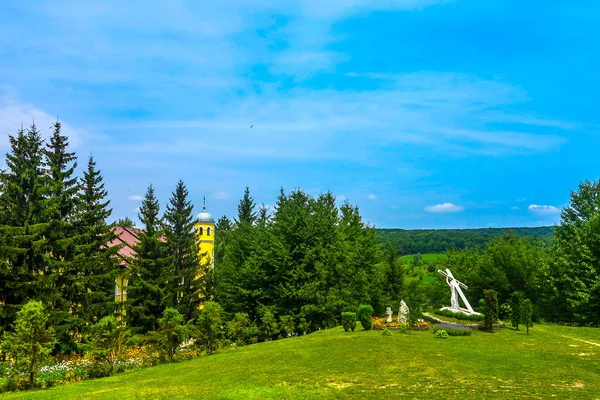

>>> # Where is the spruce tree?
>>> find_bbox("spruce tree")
[127,184,168,333]
[41,121,81,350]
[162,180,201,321]
[236,186,257,225]
[73,155,120,326]
[0,124,48,328]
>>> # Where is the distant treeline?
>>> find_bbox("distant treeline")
[376,226,555,255]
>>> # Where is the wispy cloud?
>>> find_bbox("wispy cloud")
[212,191,230,200]
[511,206,520,210]
[425,203,464,213]
[0,92,92,152]
[367,194,378,200]
[127,195,144,201]
[528,204,560,214]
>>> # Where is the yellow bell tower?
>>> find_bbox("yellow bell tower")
[195,197,215,270]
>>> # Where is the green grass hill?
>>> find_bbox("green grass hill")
[3,323,598,399]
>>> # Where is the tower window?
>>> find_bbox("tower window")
[199,227,203,236]
[207,227,211,236]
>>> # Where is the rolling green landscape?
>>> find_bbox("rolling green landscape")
[2,324,598,400]
[376,226,555,255]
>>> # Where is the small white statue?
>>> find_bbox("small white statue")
[385,306,393,323]
[398,300,409,323]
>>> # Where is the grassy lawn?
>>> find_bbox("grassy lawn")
[2,324,599,399]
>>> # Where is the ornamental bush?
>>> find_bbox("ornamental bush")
[341,312,357,332]
[483,289,499,330]
[356,305,374,331]
[382,328,392,337]
[1,301,55,388]
[435,329,448,339]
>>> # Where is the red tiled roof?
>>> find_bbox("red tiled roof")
[107,226,142,264]
[107,226,167,266]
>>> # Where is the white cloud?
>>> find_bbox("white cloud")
[367,194,377,200]
[0,93,91,152]
[528,204,560,214]
[336,194,347,202]
[127,195,144,201]
[133,207,140,213]
[511,206,520,211]
[212,191,230,200]
[425,203,464,213]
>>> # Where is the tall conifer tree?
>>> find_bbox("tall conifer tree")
[127,184,168,333]
[0,124,48,327]
[236,186,257,225]
[73,155,119,326]
[41,120,81,350]
[162,180,201,321]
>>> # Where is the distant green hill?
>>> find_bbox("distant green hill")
[376,226,555,255]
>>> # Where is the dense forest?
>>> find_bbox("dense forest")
[376,226,555,255]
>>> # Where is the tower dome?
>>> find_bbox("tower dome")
[196,197,215,223]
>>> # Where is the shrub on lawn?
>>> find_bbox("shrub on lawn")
[433,326,471,336]
[151,308,189,362]
[1,301,55,388]
[356,305,374,331]
[483,290,499,330]
[382,328,392,337]
[341,312,357,332]
[435,330,448,339]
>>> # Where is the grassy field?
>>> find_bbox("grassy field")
[2,323,599,399]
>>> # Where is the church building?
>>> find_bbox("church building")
[108,200,215,306]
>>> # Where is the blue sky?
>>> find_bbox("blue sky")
[1,0,598,228]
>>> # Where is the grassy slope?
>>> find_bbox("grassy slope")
[3,324,599,400]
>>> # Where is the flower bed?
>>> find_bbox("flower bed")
[373,318,429,331]
[0,344,209,392]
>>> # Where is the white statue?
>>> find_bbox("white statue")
[398,300,409,323]
[437,268,481,315]
[385,307,393,323]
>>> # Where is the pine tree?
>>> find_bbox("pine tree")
[0,124,48,328]
[236,186,257,225]
[41,120,81,350]
[214,216,232,268]
[73,155,120,326]
[162,180,201,320]
[127,184,168,333]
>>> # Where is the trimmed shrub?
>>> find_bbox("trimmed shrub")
[435,329,448,339]
[357,305,374,331]
[433,325,471,336]
[341,312,357,332]
[382,328,393,337]
[483,289,499,330]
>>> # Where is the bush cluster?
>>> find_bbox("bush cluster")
[341,312,357,332]
[435,330,448,339]
[357,305,374,331]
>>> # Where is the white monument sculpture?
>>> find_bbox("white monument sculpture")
[398,300,409,323]
[437,268,481,315]
[385,307,393,323]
